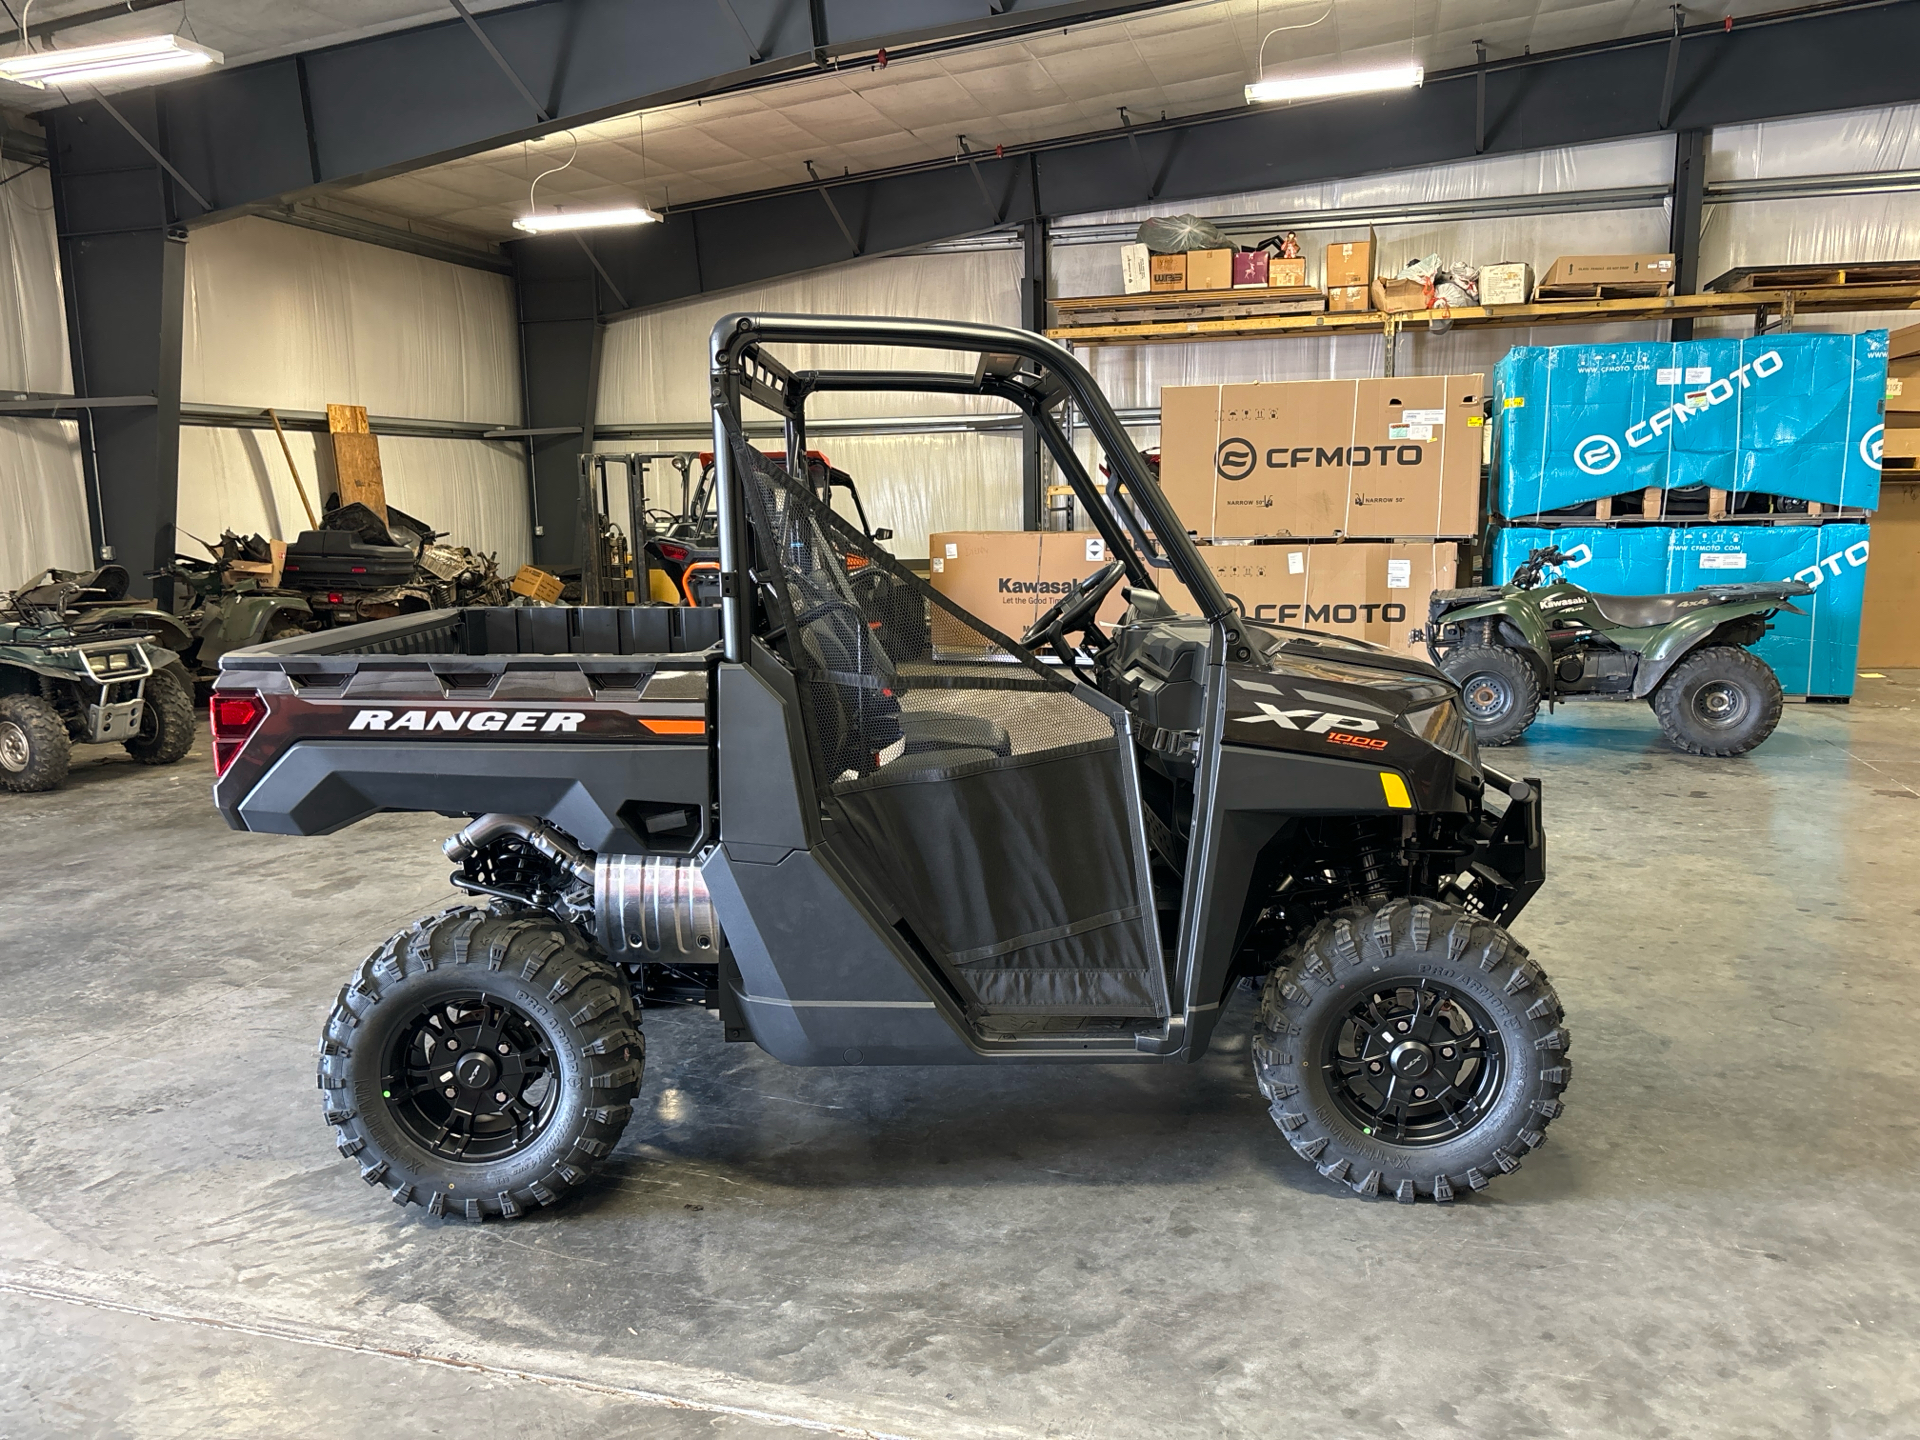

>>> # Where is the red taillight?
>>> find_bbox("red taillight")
[210,691,265,777]
[350,565,367,574]
[327,593,343,604]
[655,542,689,563]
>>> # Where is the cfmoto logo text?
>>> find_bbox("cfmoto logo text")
[1862,424,1884,467]
[1216,437,1257,481]
[1794,539,1870,590]
[1573,435,1622,476]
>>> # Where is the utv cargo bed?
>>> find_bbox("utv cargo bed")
[212,606,721,851]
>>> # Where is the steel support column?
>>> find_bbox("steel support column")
[513,238,602,572]
[1019,214,1049,531]
[49,98,188,601]
[1669,127,1708,342]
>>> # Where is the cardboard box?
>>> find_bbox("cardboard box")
[1327,284,1371,313]
[1268,256,1307,288]
[1882,415,1920,461]
[1479,262,1533,306]
[1232,252,1270,289]
[511,564,565,604]
[1154,543,1458,658]
[927,531,1125,647]
[1149,252,1187,292]
[1121,242,1152,295]
[1371,277,1429,313]
[1185,248,1232,292]
[1859,480,1919,666]
[1158,375,1487,540]
[1886,322,1920,413]
[1325,230,1376,288]
[1539,253,1675,291]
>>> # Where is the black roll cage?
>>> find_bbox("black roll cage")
[707,312,1234,661]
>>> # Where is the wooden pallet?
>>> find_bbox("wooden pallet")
[1705,260,1920,293]
[1533,281,1676,301]
[1051,287,1326,326]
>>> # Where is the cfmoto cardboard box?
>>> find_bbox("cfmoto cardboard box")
[1185,248,1232,292]
[1494,523,1870,696]
[1159,376,1487,540]
[1325,231,1376,288]
[1121,242,1152,294]
[1493,333,1888,516]
[927,531,1123,646]
[1155,543,1459,658]
[1479,262,1533,305]
[1149,252,1187,291]
[1539,253,1675,293]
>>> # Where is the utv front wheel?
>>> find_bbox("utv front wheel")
[0,694,71,793]
[1253,899,1570,1203]
[1439,644,1540,746]
[318,908,642,1220]
[124,664,194,765]
[1651,645,1784,756]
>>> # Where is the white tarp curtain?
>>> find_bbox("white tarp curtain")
[597,248,1027,557]
[0,163,89,591]
[1699,102,1920,338]
[180,217,531,570]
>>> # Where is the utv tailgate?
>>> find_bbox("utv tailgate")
[212,606,720,854]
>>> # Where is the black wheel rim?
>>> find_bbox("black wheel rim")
[1690,680,1749,727]
[1320,980,1505,1147]
[382,992,560,1162]
[1460,673,1513,722]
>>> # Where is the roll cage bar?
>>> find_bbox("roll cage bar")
[707,312,1234,661]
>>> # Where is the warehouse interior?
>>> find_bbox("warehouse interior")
[3,2,1919,1436]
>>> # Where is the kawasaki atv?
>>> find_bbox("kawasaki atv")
[0,575,195,792]
[1421,545,1811,756]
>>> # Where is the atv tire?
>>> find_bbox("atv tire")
[1440,644,1540,746]
[1253,898,1570,1203]
[319,907,643,1221]
[0,694,71,793]
[1651,645,1784,757]
[124,664,194,765]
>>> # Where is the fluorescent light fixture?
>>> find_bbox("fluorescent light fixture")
[0,34,221,89]
[512,205,662,234]
[1245,61,1423,105]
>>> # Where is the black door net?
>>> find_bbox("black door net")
[734,439,1168,1018]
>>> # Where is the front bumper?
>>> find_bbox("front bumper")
[1460,764,1545,925]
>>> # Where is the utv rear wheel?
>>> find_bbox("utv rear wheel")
[124,664,194,765]
[1253,899,1570,1203]
[1439,644,1540,746]
[318,907,642,1220]
[0,694,71,793]
[1651,645,1784,757]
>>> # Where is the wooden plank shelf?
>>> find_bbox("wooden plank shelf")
[1045,282,1920,349]
[1705,260,1920,292]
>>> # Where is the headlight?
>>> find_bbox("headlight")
[1397,699,1479,766]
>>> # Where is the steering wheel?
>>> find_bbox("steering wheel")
[1019,559,1127,665]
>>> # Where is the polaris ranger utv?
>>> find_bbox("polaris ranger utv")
[212,315,1565,1219]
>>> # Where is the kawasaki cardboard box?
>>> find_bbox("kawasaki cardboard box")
[1155,542,1460,658]
[1493,523,1871,696]
[1494,333,1887,518]
[1159,375,1486,541]
[927,531,1125,647]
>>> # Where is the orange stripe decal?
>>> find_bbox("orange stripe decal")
[641,718,706,735]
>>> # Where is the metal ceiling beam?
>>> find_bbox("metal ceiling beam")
[34,0,1189,228]
[506,0,1920,319]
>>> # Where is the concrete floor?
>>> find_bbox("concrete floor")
[3,676,1919,1440]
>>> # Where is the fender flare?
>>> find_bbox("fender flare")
[1433,600,1552,689]
[1630,608,1776,699]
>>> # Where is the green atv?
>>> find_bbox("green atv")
[0,574,196,793]
[1421,545,1812,756]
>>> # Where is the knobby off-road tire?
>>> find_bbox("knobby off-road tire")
[124,664,194,765]
[1440,644,1540,746]
[1651,645,1784,757]
[318,907,642,1221]
[1253,898,1571,1203]
[0,694,71,793]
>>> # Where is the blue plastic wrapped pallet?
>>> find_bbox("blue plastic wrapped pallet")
[1494,333,1887,518]
[1493,524,1872,698]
